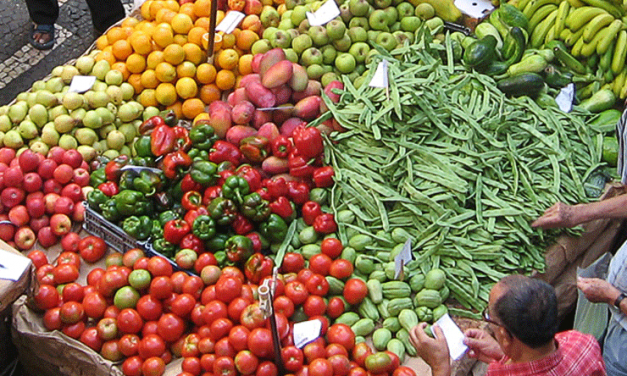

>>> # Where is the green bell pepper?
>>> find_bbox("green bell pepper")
[206,233,229,252]
[192,215,216,240]
[123,215,153,240]
[133,170,163,197]
[259,213,288,243]
[208,197,238,226]
[225,235,254,263]
[87,189,108,210]
[188,148,209,162]
[131,156,155,167]
[221,176,249,204]
[151,219,163,238]
[114,190,148,216]
[90,167,106,188]
[134,135,154,157]
[159,210,180,226]
[152,237,176,257]
[99,199,120,222]
[118,170,138,191]
[240,192,271,222]
[214,250,227,266]
[189,122,217,150]
[190,160,219,186]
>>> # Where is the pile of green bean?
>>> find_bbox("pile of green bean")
[323,38,605,311]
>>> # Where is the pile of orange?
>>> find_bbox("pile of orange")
[93,0,263,120]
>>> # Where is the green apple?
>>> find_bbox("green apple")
[262,26,279,40]
[251,39,273,55]
[349,0,370,17]
[334,53,356,74]
[425,17,444,33]
[349,16,369,30]
[393,31,410,47]
[278,18,294,30]
[260,6,280,28]
[285,0,303,10]
[415,3,435,19]
[339,3,352,23]
[348,42,370,64]
[396,2,414,18]
[374,0,391,9]
[346,71,360,83]
[348,26,368,43]
[321,72,339,88]
[291,5,308,26]
[282,10,293,21]
[306,64,326,80]
[355,64,367,75]
[369,10,389,31]
[300,47,324,66]
[367,30,381,42]
[320,44,337,65]
[332,34,352,52]
[298,19,311,34]
[326,19,347,41]
[285,48,300,63]
[287,29,299,40]
[375,32,397,51]
[270,29,292,48]
[384,7,398,26]
[292,34,313,54]
[308,25,330,46]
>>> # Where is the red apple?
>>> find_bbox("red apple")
[61,183,84,203]
[30,215,50,233]
[19,149,40,172]
[50,213,72,236]
[4,166,23,187]
[38,159,58,180]
[44,179,62,194]
[14,226,36,250]
[47,146,65,164]
[44,193,60,215]
[72,202,85,222]
[62,150,83,169]
[8,205,29,227]
[61,232,81,253]
[0,162,8,173]
[53,164,74,185]
[27,191,44,201]
[54,196,74,215]
[0,148,16,165]
[26,197,45,218]
[80,161,89,171]
[1,187,25,208]
[72,168,90,187]
[38,226,58,248]
[0,214,15,242]
[9,159,18,168]
[23,172,43,193]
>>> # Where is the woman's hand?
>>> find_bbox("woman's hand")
[531,202,579,229]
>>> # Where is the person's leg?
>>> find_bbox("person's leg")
[84,0,125,34]
[25,0,59,50]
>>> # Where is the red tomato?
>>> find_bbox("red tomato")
[200,353,216,372]
[328,354,351,376]
[256,361,278,376]
[133,257,150,270]
[171,293,196,318]
[308,254,332,276]
[227,297,249,322]
[80,327,103,352]
[59,301,84,324]
[351,343,372,368]
[191,304,205,327]
[297,269,314,284]
[117,308,144,334]
[228,325,250,351]
[119,333,140,357]
[53,263,79,284]
[149,276,173,300]
[281,345,304,372]
[343,279,368,305]
[247,328,273,358]
[82,292,106,319]
[327,323,355,351]
[241,284,256,303]
[328,259,353,280]
[285,281,308,305]
[259,275,285,297]
[36,264,56,285]
[239,303,267,330]
[104,305,120,319]
[138,334,166,359]
[392,366,416,376]
[213,356,237,376]
[122,248,145,268]
[27,250,48,269]
[203,300,228,325]
[170,271,188,294]
[137,295,163,321]
[34,284,60,310]
[198,336,215,354]
[303,295,326,317]
[56,252,81,268]
[296,365,310,376]
[78,236,106,263]
[86,267,105,286]
[157,313,186,342]
[273,295,295,318]
[347,367,368,376]
[209,317,233,341]
[181,333,201,358]
[282,252,305,273]
[43,307,62,331]
[267,313,289,340]
[320,238,343,259]
[326,297,346,319]
[142,321,159,337]
[326,343,349,358]
[62,282,84,302]
[182,356,202,375]
[98,269,126,297]
[221,266,245,283]
[214,337,236,358]
[385,351,400,373]
[309,358,333,376]
[235,350,260,375]
[141,356,166,376]
[147,256,173,277]
[122,356,144,376]
[303,341,326,363]
[201,285,216,305]
[305,274,329,296]
[62,321,85,339]
[182,276,204,300]
[215,276,242,304]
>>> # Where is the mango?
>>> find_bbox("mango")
[245,82,277,108]
[261,60,294,89]
[257,122,280,142]
[237,74,261,89]
[289,63,309,92]
[252,109,273,129]
[262,156,289,174]
[280,117,307,137]
[272,85,293,105]
[227,88,249,107]
[231,101,256,125]
[208,101,233,139]
[293,96,322,120]
[259,48,287,76]
[292,80,322,101]
[272,104,296,124]
[226,125,257,146]
[251,53,264,73]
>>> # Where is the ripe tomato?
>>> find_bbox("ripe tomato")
[119,334,140,357]
[241,284,256,303]
[239,302,267,330]
[320,238,343,259]
[149,276,173,300]
[392,366,417,376]
[169,271,188,294]
[122,356,143,376]
[328,259,353,280]
[198,336,215,354]
[62,282,84,302]
[117,308,143,334]
[36,264,56,285]
[327,324,355,351]
[297,269,314,284]
[273,295,295,318]
[157,313,186,342]
[182,356,202,375]
[86,267,105,286]
[194,252,217,274]
[27,249,48,269]
[281,252,305,273]
[201,285,216,304]
[82,292,107,319]
[62,321,85,339]
[235,350,260,375]
[215,276,242,304]
[43,307,62,331]
[34,284,60,310]
[268,313,290,340]
[214,337,236,358]
[326,343,349,358]
[200,353,216,372]
[182,275,204,300]
[285,281,308,305]
[171,293,196,318]
[123,248,145,268]
[181,333,200,358]
[385,351,400,373]
[351,343,372,368]
[142,321,159,337]
[326,297,346,319]
[133,257,150,270]
[228,325,250,351]
[308,254,332,276]
[303,341,326,363]
[141,356,166,376]
[309,358,333,376]
[203,300,228,325]
[328,354,351,376]
[138,334,166,359]
[103,305,120,319]
[256,361,279,376]
[303,295,326,317]
[213,356,237,376]
[98,269,126,297]
[191,304,206,327]
[227,297,249,322]
[305,274,329,296]
[247,328,273,358]
[281,346,304,373]
[209,317,233,341]
[147,256,173,277]
[80,327,103,352]
[59,301,84,324]
[343,279,368,305]
[221,266,245,283]
[347,367,368,376]
[78,236,106,263]
[136,295,163,321]
[259,275,285,297]
[53,263,79,284]
[56,252,81,268]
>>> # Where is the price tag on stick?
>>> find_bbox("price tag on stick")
[216,11,245,34]
[293,320,322,348]
[394,238,413,280]
[369,59,390,101]
[68,75,96,93]
[306,0,340,26]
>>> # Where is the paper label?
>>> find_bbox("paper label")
[434,313,468,360]
[216,11,245,34]
[293,320,322,348]
[454,0,494,18]
[0,248,31,282]
[369,60,389,88]
[394,238,413,279]
[306,0,340,26]
[68,76,96,93]
[556,83,575,113]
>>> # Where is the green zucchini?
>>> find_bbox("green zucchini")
[497,73,545,97]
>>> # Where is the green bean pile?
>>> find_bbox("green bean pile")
[323,37,605,311]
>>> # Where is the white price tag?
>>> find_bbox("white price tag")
[394,238,413,279]
[0,248,31,282]
[434,314,469,361]
[454,0,493,18]
[293,320,322,348]
[68,75,96,93]
[369,60,389,88]
[306,0,340,26]
[556,83,575,113]
[216,11,245,34]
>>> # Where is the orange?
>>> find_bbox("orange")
[140,69,160,89]
[196,63,216,84]
[179,3,197,21]
[149,1,166,20]
[173,34,188,46]
[195,17,210,30]
[140,1,153,20]
[171,13,194,35]
[236,29,259,51]
[122,17,139,29]
[156,8,176,24]
[111,62,131,81]
[163,43,186,65]
[238,54,253,76]
[137,21,156,35]
[183,43,204,65]
[176,77,198,99]
[155,62,177,83]
[121,26,134,39]
[95,35,109,50]
[187,26,207,46]
[193,0,212,17]
[217,49,239,70]
[241,15,262,34]
[112,39,133,61]
[166,102,184,120]
[138,89,159,107]
[129,31,153,55]
[221,32,236,49]
[182,98,205,120]
[164,0,180,12]
[199,83,221,104]
[147,50,165,69]
[215,69,235,90]
[106,27,127,44]
[126,53,147,74]
[95,48,116,66]
[177,61,197,78]
[127,73,144,94]
[153,25,174,49]
[216,11,226,25]
[155,83,178,106]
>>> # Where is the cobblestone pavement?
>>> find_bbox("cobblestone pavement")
[0,0,134,105]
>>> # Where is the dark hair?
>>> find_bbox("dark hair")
[493,275,558,349]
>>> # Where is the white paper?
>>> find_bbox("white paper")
[369,60,389,88]
[306,0,340,26]
[216,11,245,34]
[434,314,468,361]
[556,83,575,113]
[454,0,494,18]
[394,238,413,279]
[68,76,96,93]
[0,248,31,282]
[293,320,322,348]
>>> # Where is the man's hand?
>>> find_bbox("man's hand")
[531,202,579,229]
[577,277,621,304]
[463,328,504,364]
[409,323,451,376]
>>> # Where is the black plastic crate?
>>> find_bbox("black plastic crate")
[82,202,144,253]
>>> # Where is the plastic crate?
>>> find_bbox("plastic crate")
[82,202,144,253]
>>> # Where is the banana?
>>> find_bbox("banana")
[571,33,586,56]
[554,1,570,36]
[580,0,624,18]
[583,13,615,43]
[515,0,533,10]
[600,39,616,70]
[565,7,608,31]
[545,24,557,45]
[581,25,610,56]
[620,78,627,99]
[523,0,561,20]
[612,29,627,74]
[565,26,585,46]
[560,28,572,41]
[566,0,586,6]
[597,19,623,54]
[529,4,558,32]
[531,9,558,48]
[612,67,626,97]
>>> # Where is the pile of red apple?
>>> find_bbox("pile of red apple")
[0,146,89,250]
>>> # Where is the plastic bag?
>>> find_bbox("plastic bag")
[573,252,612,341]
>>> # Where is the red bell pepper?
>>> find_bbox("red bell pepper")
[288,151,316,178]
[269,196,294,221]
[256,188,271,201]
[173,126,192,152]
[232,213,254,235]
[313,166,334,188]
[182,190,203,211]
[104,155,129,182]
[287,181,310,205]
[239,136,270,164]
[210,140,242,166]
[313,213,337,234]
[246,232,266,253]
[202,186,222,205]
[180,173,203,193]
[266,176,288,200]
[244,253,274,284]
[271,135,293,158]
[98,181,119,197]
[139,115,166,135]
[302,201,322,226]
[151,124,176,157]
[293,125,324,159]
[162,150,192,179]
[236,165,262,192]
[180,233,205,254]
[164,219,191,244]
[217,170,234,186]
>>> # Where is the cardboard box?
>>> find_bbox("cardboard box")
[0,240,31,314]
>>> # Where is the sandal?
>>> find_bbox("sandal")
[30,24,55,50]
